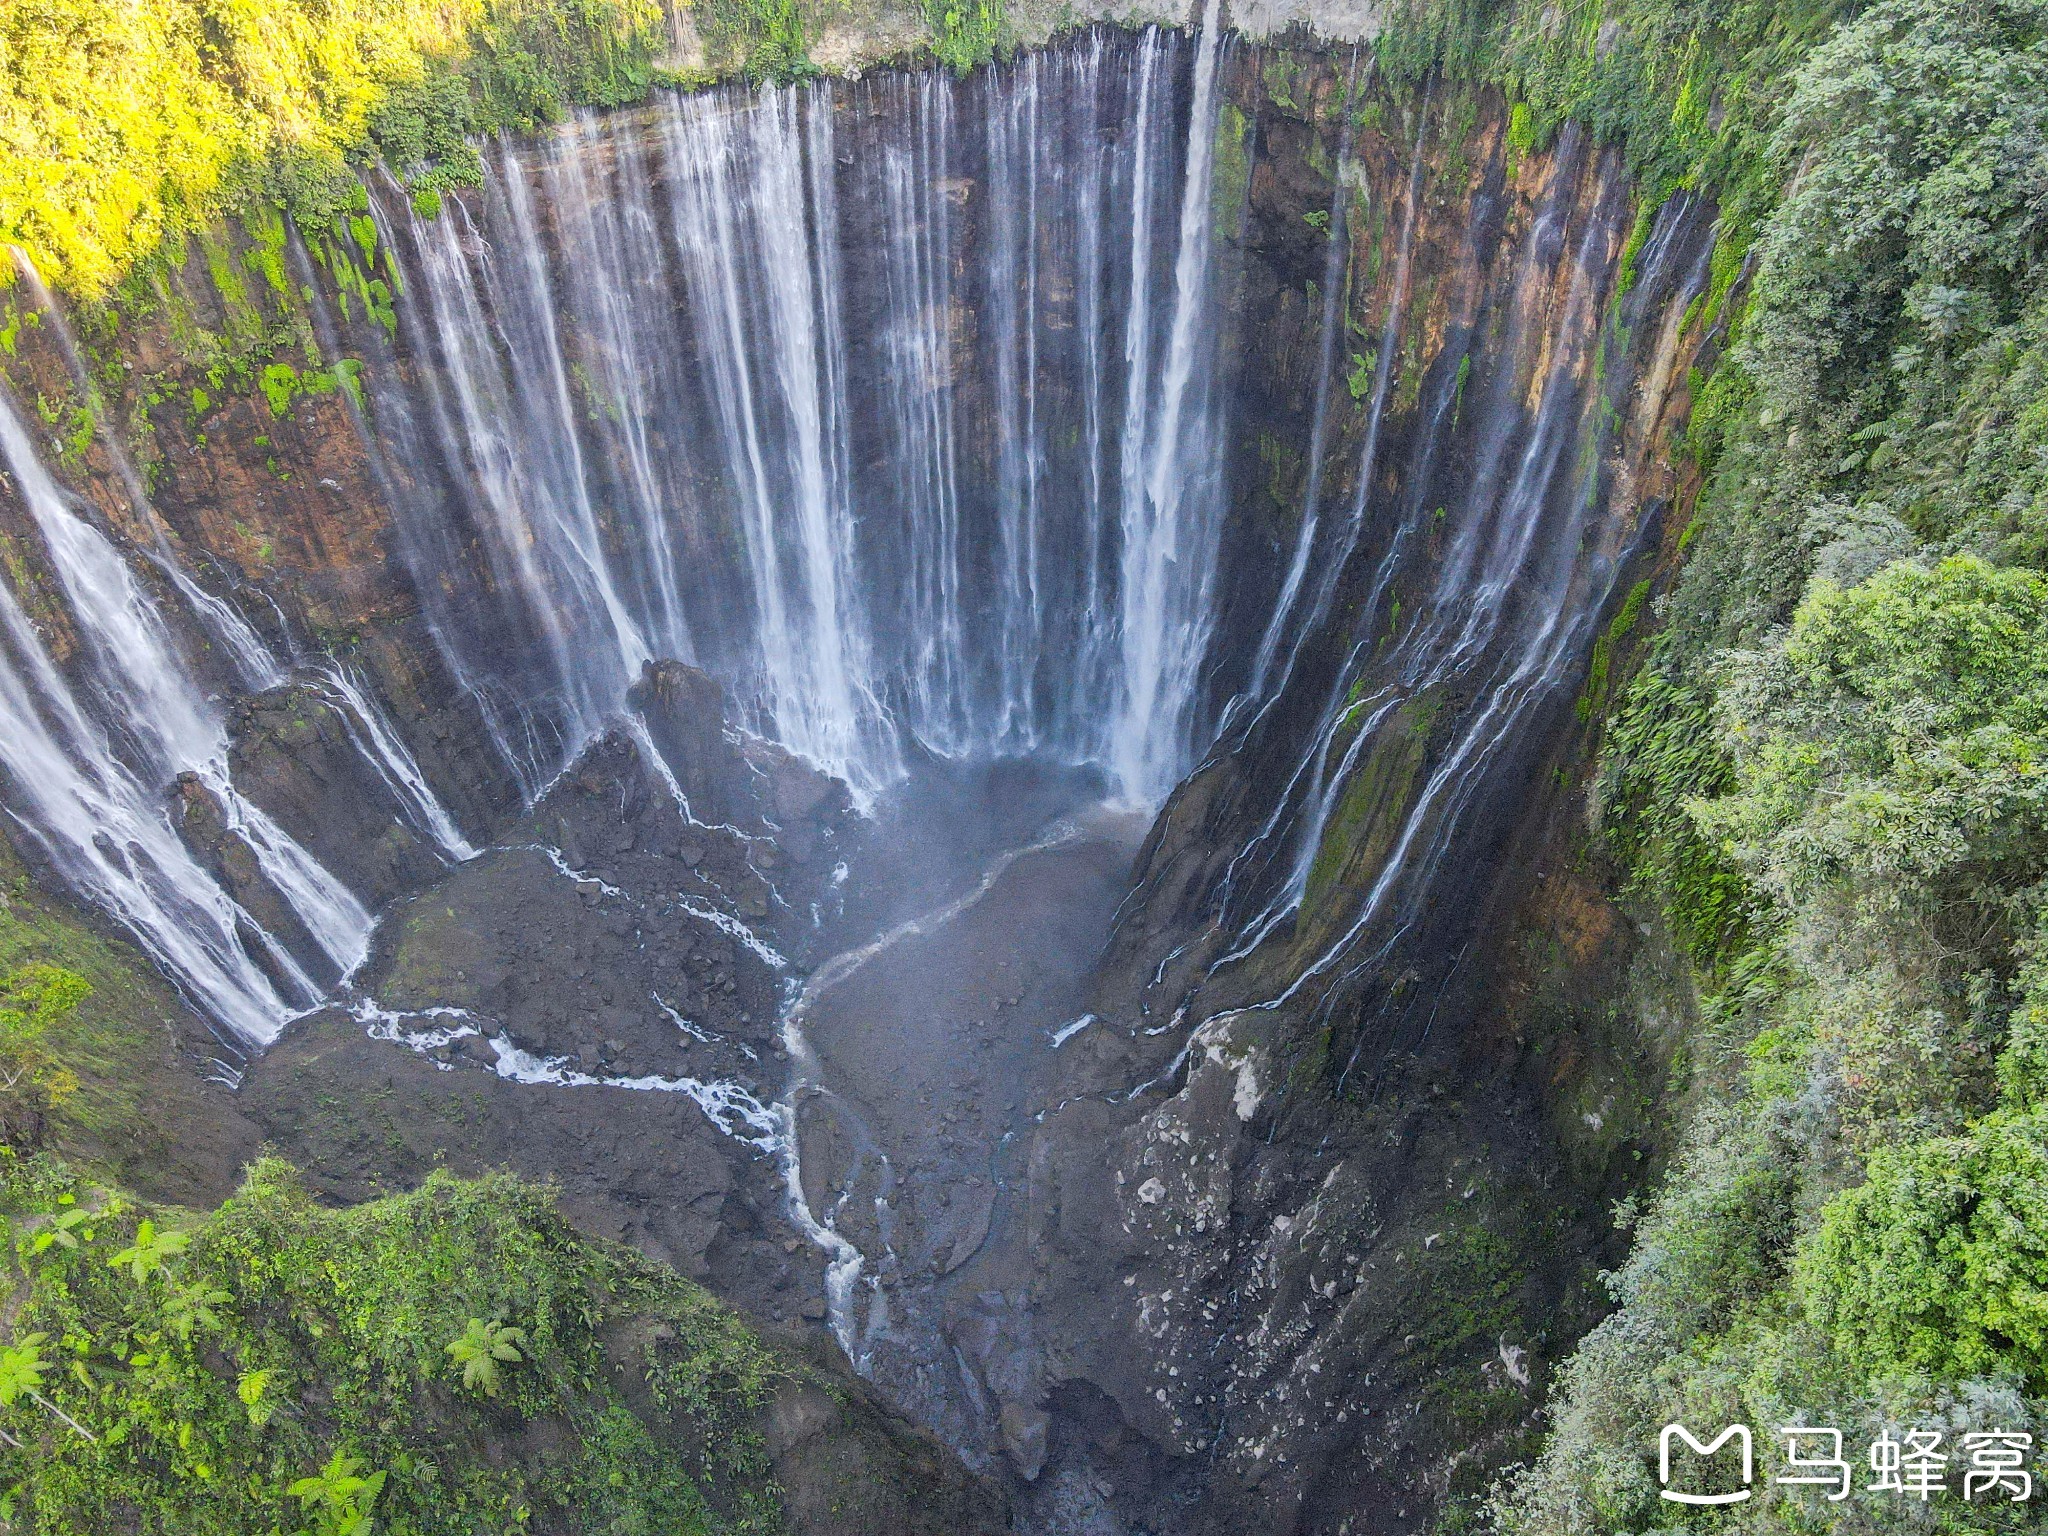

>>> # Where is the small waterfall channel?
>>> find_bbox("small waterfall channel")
[0,388,360,1042]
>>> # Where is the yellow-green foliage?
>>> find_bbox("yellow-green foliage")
[1805,1108,2048,1389]
[0,0,664,297]
[0,965,87,1146]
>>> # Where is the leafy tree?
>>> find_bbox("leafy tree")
[925,0,1005,74]
[1702,556,2048,1134]
[1494,2,2048,1527]
[163,1280,231,1341]
[237,1367,277,1427]
[28,1204,95,1256]
[0,1159,784,1530]
[0,0,665,296]
[1802,1108,2048,1386]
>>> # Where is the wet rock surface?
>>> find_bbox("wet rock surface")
[237,666,1016,1532]
[226,682,457,907]
[785,798,1149,1458]
[244,662,846,1301]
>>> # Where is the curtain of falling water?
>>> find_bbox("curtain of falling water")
[372,25,1229,808]
[0,24,1721,1071]
[0,388,374,1044]
[1193,147,1718,1081]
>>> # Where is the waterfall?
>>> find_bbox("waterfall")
[986,52,1046,749]
[1110,0,1227,801]
[301,661,479,862]
[1,34,1713,1080]
[6,250,286,695]
[660,84,880,789]
[1187,147,1717,1086]
[386,174,651,788]
[875,67,971,761]
[368,26,1228,809]
[0,391,372,1042]
[1241,58,1361,706]
[1212,104,1436,961]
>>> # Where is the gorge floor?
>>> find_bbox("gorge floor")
[238,741,1177,1530]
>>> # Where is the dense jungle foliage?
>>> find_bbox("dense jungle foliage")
[1368,0,2048,1528]
[0,1153,787,1534]
[0,0,1007,301]
[0,0,672,297]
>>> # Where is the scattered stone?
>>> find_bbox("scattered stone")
[999,1402,1050,1481]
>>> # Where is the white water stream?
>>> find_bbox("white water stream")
[0,389,368,1041]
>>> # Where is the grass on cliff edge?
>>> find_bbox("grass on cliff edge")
[0,1151,788,1535]
[1,0,1010,303]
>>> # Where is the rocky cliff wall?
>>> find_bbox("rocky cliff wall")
[931,54,1724,1534]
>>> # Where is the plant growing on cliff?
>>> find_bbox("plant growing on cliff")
[0,0,666,297]
[0,964,86,1150]
[287,1450,388,1536]
[699,0,818,84]
[446,1315,528,1396]
[1492,0,2048,1521]
[926,0,1005,74]
[107,1218,189,1283]
[0,1154,786,1533]
[0,1335,96,1443]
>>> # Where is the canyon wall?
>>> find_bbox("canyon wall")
[0,27,1718,1530]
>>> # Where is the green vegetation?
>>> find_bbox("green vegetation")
[924,0,1004,75]
[0,0,1034,297]
[1484,0,2048,1529]
[1,0,666,298]
[695,0,818,85]
[1572,577,1648,725]
[9,2,2048,1532]
[1372,0,1851,371]
[0,842,238,1198]
[0,1153,788,1534]
[0,966,86,1152]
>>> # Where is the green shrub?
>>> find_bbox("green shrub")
[0,1156,785,1534]
[0,965,87,1150]
[1803,1109,2048,1387]
[0,0,664,297]
[926,0,1004,74]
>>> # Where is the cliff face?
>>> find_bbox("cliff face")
[0,28,1718,1533]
